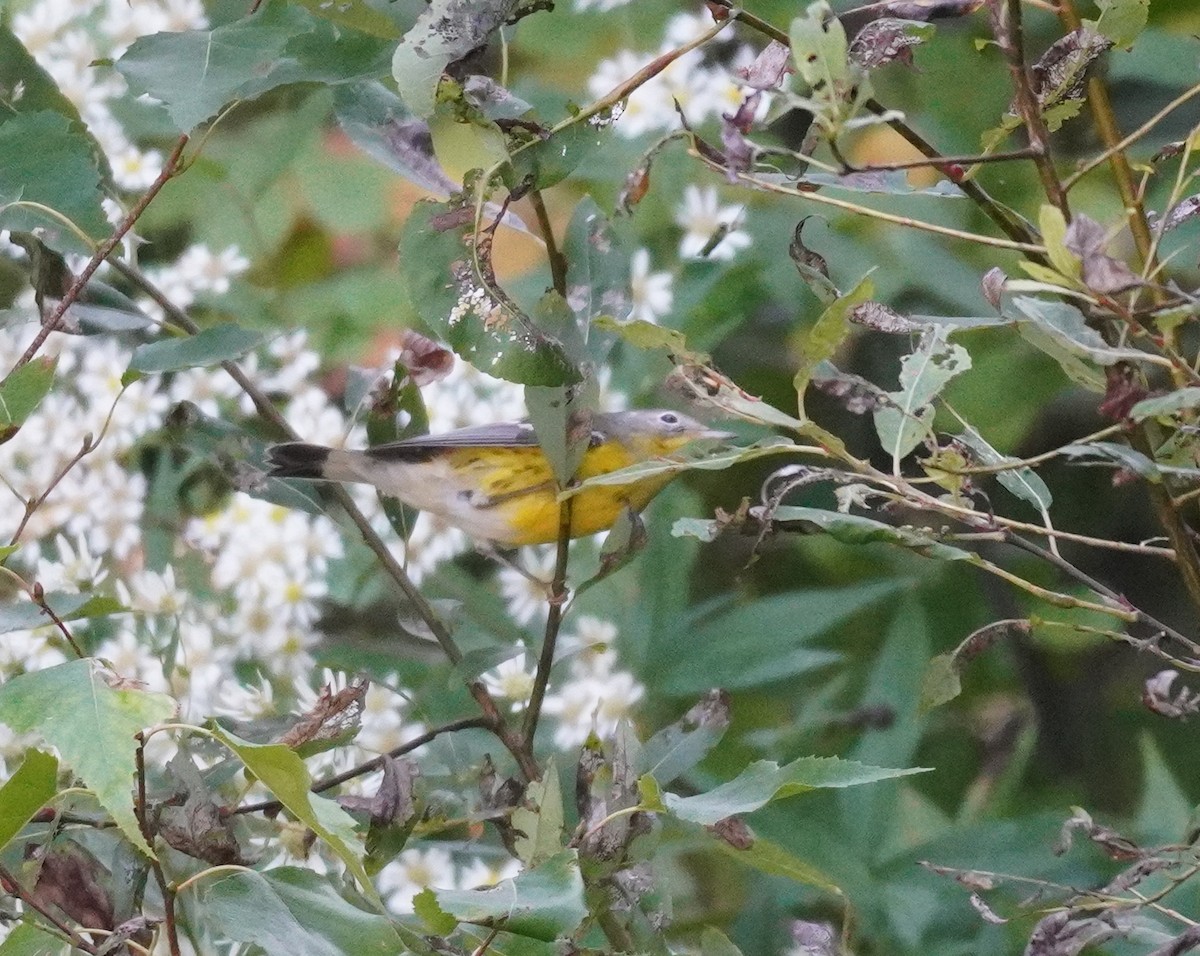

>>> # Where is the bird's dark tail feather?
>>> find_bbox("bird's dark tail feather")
[267,443,331,480]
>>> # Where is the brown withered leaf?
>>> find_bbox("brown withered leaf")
[848,17,930,69]
[788,219,840,306]
[1024,910,1129,956]
[1161,194,1200,233]
[618,164,651,213]
[789,920,837,956]
[30,840,114,933]
[338,756,417,827]
[1029,26,1113,109]
[969,893,1008,925]
[1143,669,1200,719]
[981,266,1007,310]
[811,363,890,414]
[276,677,367,750]
[849,301,920,333]
[1064,214,1141,294]
[1054,807,1142,861]
[1098,365,1147,421]
[720,92,761,182]
[736,40,792,90]
[397,329,455,386]
[707,815,754,849]
[159,792,245,866]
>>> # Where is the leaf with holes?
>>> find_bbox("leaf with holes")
[873,327,971,463]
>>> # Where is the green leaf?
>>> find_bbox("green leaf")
[956,425,1053,514]
[503,121,607,193]
[117,1,391,133]
[637,773,667,812]
[0,750,57,852]
[1009,296,1145,370]
[1039,204,1078,280]
[1059,441,1166,481]
[768,506,974,561]
[334,81,460,198]
[0,26,112,185]
[0,591,125,634]
[0,921,72,955]
[397,201,578,386]
[512,758,564,867]
[209,727,380,905]
[428,850,587,941]
[790,0,862,133]
[1093,0,1148,47]
[0,112,108,254]
[562,196,630,335]
[291,0,402,38]
[873,327,971,463]
[665,755,929,825]
[413,888,458,935]
[657,582,903,695]
[794,274,873,416]
[391,0,519,117]
[0,356,56,445]
[919,652,963,711]
[198,867,405,954]
[701,927,745,956]
[639,691,731,786]
[129,323,263,375]
[592,316,702,362]
[712,832,841,895]
[0,659,175,856]
[1129,388,1200,422]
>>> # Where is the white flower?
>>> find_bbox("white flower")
[628,249,673,324]
[574,0,632,11]
[542,644,644,750]
[497,547,557,626]
[459,856,521,889]
[174,245,250,296]
[675,185,752,261]
[480,646,535,711]
[34,534,107,593]
[380,848,457,915]
[111,144,164,191]
[117,565,186,616]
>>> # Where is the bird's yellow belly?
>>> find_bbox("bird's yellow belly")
[426,442,671,545]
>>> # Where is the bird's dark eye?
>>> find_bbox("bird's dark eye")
[660,412,679,425]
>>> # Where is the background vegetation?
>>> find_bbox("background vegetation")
[1,0,1200,952]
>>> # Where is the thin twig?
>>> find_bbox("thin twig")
[530,189,567,298]
[228,716,494,816]
[135,733,181,956]
[989,0,1070,216]
[841,146,1044,173]
[707,159,1045,253]
[6,136,188,378]
[522,499,572,756]
[1062,81,1200,193]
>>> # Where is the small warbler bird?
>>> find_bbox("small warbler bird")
[267,409,732,546]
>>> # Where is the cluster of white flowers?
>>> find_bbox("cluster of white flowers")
[12,0,208,190]
[481,614,645,748]
[587,12,769,140]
